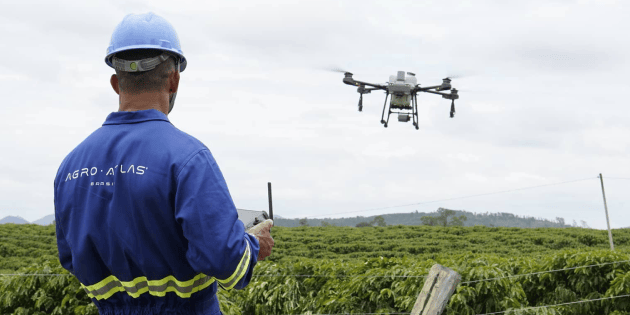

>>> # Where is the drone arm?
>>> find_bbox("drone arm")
[417,85,442,91]
[419,89,453,97]
[351,79,388,90]
[342,78,356,86]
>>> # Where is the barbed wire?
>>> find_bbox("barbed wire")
[281,294,630,315]
[0,236,57,245]
[475,294,630,315]
[0,273,427,278]
[253,259,630,280]
[0,235,56,241]
[253,274,427,278]
[305,177,596,218]
[4,259,630,281]
[0,273,72,277]
[282,313,411,315]
[460,259,630,285]
[605,177,630,180]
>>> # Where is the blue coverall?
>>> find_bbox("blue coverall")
[54,109,259,315]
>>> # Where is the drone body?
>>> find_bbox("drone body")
[340,70,459,130]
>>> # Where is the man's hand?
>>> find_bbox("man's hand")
[246,219,274,261]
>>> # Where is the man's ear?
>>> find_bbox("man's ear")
[110,74,120,95]
[169,69,180,94]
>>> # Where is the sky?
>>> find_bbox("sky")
[1,0,629,230]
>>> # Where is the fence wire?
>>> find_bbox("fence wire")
[282,294,630,315]
[2,258,630,281]
[474,293,630,315]
[307,176,596,218]
[1,174,628,314]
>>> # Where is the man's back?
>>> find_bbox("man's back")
[54,109,258,315]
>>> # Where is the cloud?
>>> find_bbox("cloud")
[2,0,630,229]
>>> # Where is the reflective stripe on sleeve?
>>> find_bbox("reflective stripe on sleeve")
[216,239,252,290]
[81,273,216,300]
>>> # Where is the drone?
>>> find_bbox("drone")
[337,70,460,130]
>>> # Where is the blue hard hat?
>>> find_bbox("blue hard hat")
[105,12,187,72]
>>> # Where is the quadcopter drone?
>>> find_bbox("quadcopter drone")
[338,70,460,130]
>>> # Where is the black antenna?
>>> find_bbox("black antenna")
[267,182,273,221]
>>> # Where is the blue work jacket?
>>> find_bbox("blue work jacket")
[54,109,259,315]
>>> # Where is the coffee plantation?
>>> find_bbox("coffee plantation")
[1,223,630,314]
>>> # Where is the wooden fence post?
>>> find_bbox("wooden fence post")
[411,264,461,315]
[599,174,615,251]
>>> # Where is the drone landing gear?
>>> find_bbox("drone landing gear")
[358,94,363,112]
[412,94,419,130]
[380,93,390,128]
[380,93,419,129]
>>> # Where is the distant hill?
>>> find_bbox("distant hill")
[275,208,574,228]
[2,209,574,228]
[32,214,55,226]
[0,216,30,224]
[0,214,55,225]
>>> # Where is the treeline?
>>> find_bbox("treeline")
[275,207,578,228]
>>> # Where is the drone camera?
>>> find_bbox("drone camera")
[398,113,411,122]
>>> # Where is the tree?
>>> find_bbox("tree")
[450,215,467,226]
[420,216,439,226]
[321,221,332,227]
[422,208,468,227]
[556,217,565,226]
[371,216,386,227]
[299,218,309,227]
[355,222,371,228]
[436,208,456,227]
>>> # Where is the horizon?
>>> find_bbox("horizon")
[3,209,621,230]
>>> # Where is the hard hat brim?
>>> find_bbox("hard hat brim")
[105,46,187,72]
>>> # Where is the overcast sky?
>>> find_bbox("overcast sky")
[2,0,629,229]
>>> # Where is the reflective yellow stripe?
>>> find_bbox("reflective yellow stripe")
[81,240,253,299]
[217,240,252,290]
[81,273,216,300]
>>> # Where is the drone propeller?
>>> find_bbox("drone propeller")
[329,67,350,73]
[444,70,477,80]
[322,66,355,76]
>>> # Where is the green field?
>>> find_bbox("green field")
[2,224,630,314]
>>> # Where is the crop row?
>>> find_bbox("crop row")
[3,249,630,314]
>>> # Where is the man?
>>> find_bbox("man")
[54,12,274,315]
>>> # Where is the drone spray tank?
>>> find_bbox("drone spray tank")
[387,71,417,122]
